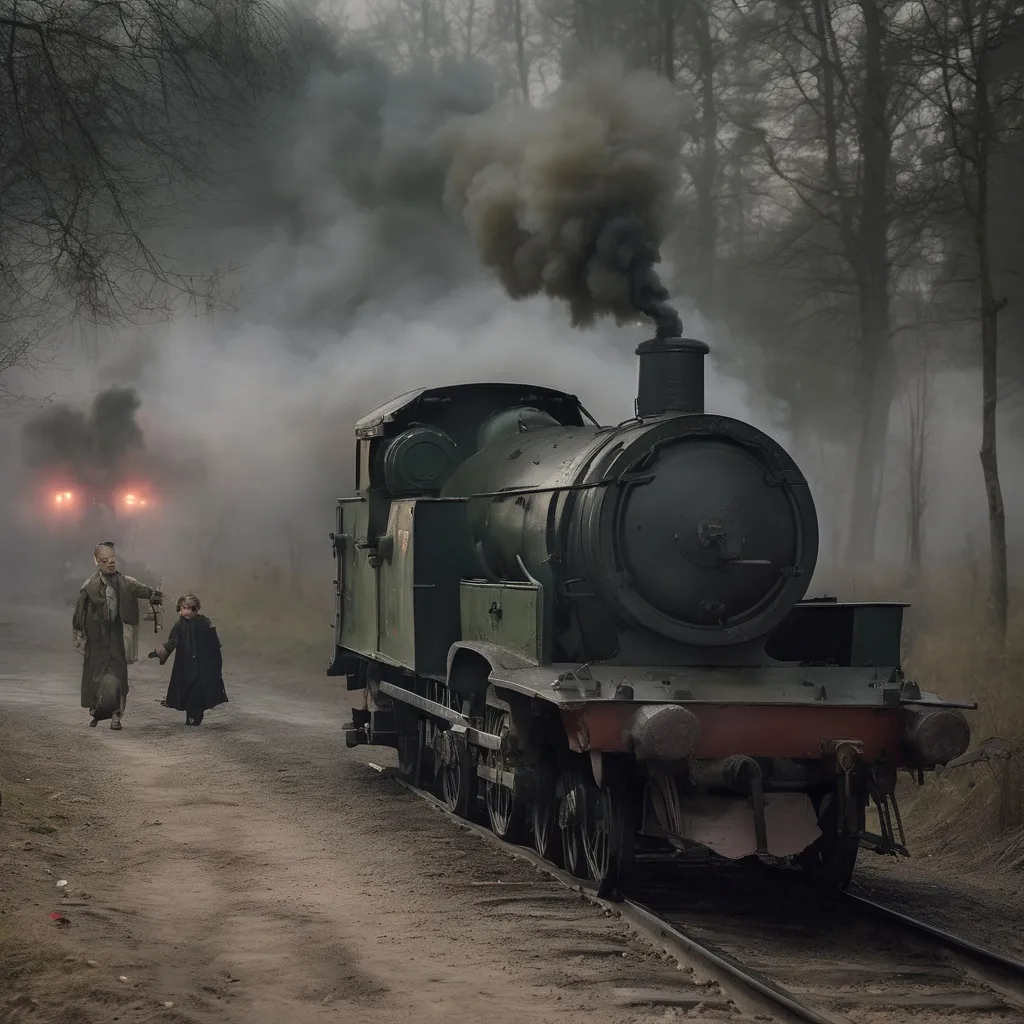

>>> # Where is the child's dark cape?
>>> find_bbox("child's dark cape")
[163,615,228,713]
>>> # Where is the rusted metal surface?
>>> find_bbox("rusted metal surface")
[560,703,909,761]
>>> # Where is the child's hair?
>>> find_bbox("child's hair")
[175,593,201,612]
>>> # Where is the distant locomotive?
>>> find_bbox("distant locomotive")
[18,470,159,600]
[328,335,973,894]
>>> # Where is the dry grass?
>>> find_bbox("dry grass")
[818,564,1024,870]
[186,565,334,669]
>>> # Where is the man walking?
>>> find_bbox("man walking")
[73,542,163,730]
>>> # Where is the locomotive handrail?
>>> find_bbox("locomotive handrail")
[458,478,618,500]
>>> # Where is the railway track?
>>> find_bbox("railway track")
[368,761,1024,1024]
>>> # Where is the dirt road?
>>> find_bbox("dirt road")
[0,603,720,1024]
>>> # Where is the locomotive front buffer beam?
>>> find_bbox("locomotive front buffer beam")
[573,699,969,862]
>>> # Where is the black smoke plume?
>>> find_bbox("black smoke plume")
[20,386,145,489]
[435,58,684,338]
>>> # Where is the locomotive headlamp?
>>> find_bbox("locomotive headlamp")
[52,490,75,507]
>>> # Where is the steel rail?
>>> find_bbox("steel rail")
[620,897,845,1024]
[844,891,1024,978]
[370,763,847,1024]
[371,762,1024,1020]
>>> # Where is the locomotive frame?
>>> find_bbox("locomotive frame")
[328,336,974,896]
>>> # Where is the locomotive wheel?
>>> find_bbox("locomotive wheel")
[580,772,636,899]
[556,770,588,878]
[484,707,527,843]
[438,728,478,821]
[531,763,563,866]
[799,788,864,891]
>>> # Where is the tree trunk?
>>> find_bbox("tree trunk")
[973,28,1009,643]
[512,0,530,104]
[904,358,929,584]
[843,0,893,565]
[465,0,475,57]
[660,0,676,82]
[691,1,718,307]
[845,317,895,565]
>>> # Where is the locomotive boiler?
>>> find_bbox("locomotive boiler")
[328,334,973,895]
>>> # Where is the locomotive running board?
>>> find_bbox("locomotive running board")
[378,681,503,750]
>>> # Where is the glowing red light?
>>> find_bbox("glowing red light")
[52,490,75,507]
[119,490,152,511]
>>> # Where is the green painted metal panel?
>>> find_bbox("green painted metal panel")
[412,501,477,677]
[378,501,417,668]
[460,580,545,664]
[338,499,379,657]
[849,605,904,666]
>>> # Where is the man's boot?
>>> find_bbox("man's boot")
[110,692,126,730]
[88,707,98,728]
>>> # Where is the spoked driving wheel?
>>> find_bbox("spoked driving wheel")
[557,770,588,878]
[484,706,527,842]
[531,762,562,865]
[436,728,478,821]
[579,771,636,899]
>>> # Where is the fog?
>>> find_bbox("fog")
[0,11,1020,611]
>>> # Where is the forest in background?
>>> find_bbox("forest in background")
[0,0,1021,851]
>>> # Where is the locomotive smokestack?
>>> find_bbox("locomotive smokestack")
[635,337,710,417]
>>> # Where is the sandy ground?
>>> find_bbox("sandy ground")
[0,603,726,1024]
[2,602,1022,1024]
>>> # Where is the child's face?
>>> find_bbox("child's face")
[179,603,197,619]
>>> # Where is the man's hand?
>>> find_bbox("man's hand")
[151,590,164,605]
[148,648,163,660]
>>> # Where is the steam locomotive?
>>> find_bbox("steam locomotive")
[328,334,974,894]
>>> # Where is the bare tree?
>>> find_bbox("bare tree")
[899,311,933,583]
[495,0,531,102]
[0,0,291,388]
[750,0,910,566]
[913,0,1023,642]
[679,0,721,306]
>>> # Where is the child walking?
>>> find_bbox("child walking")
[149,593,228,726]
